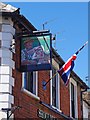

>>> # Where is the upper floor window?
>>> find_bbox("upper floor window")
[22,71,38,96]
[0,40,1,48]
[0,57,1,66]
[52,67,57,107]
[0,24,2,32]
[70,78,78,118]
[50,59,60,110]
[71,83,75,118]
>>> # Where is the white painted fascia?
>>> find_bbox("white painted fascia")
[1,17,14,26]
[0,84,12,94]
[70,78,78,118]
[0,49,12,59]
[1,58,15,69]
[0,103,11,110]
[83,101,89,118]
[2,40,11,48]
[0,3,17,12]
[0,111,7,119]
[0,32,13,41]
[0,66,12,76]
[50,59,60,110]
[0,94,14,104]
[52,58,59,70]
[2,24,15,35]
[0,75,14,86]
[22,72,39,98]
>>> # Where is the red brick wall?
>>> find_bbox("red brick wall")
[77,84,82,118]
[38,70,50,104]
[12,24,82,119]
[12,36,61,118]
[12,55,82,119]
[60,78,70,116]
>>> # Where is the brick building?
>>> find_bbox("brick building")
[0,3,89,119]
[83,91,90,119]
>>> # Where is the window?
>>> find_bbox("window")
[0,40,1,48]
[0,24,2,32]
[70,78,78,118]
[0,57,1,66]
[50,66,60,109]
[52,67,57,107]
[22,71,38,96]
[71,83,75,118]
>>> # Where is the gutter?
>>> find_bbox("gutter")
[39,101,73,120]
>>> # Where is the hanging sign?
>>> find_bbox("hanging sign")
[20,33,52,72]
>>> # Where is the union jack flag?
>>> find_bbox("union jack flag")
[42,41,88,88]
[57,54,77,86]
[57,41,88,86]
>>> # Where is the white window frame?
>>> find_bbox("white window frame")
[70,78,78,118]
[50,59,60,110]
[22,71,40,100]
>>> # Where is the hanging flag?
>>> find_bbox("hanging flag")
[43,41,88,88]
[57,54,77,85]
[57,41,88,86]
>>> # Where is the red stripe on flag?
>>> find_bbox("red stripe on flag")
[58,54,77,76]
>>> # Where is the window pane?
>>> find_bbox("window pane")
[0,57,1,66]
[52,67,56,107]
[0,24,2,32]
[0,40,1,48]
[71,83,75,118]
[52,87,56,107]
[71,83,74,100]
[24,72,33,93]
[27,72,33,92]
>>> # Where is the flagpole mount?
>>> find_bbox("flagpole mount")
[42,80,47,90]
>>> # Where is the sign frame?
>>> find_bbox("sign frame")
[20,33,52,72]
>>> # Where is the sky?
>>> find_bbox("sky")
[5,2,88,85]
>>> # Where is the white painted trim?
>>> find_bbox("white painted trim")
[69,78,78,118]
[56,73,60,110]
[50,70,52,106]
[52,59,59,70]
[0,103,11,110]
[22,73,24,88]
[83,101,89,118]
[0,32,13,41]
[51,105,62,113]
[0,94,14,104]
[0,66,12,76]
[2,24,15,35]
[0,49,12,59]
[2,40,11,48]
[70,82,71,117]
[1,58,15,69]
[22,71,39,98]
[35,71,38,96]
[1,17,14,26]
[0,16,15,120]
[50,59,60,110]
[0,84,12,94]
[0,75,14,86]
[0,111,7,119]
[21,88,40,100]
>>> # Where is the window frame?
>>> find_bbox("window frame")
[70,78,78,118]
[50,59,60,110]
[22,71,40,100]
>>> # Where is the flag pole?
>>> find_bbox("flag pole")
[42,41,88,88]
[75,41,88,55]
[43,72,58,87]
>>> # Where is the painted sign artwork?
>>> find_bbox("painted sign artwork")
[20,34,52,71]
